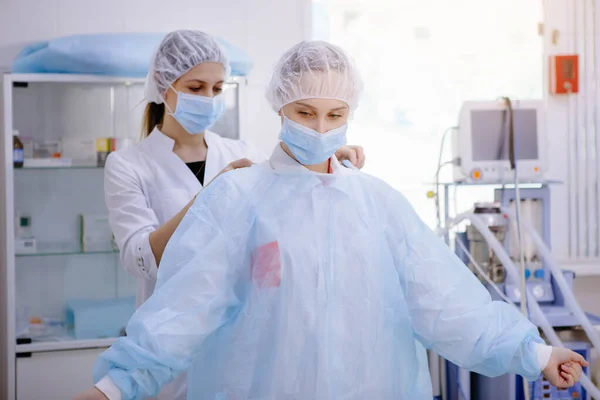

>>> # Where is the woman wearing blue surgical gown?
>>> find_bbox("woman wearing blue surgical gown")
[75,41,587,400]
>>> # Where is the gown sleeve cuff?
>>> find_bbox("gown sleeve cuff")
[533,342,552,370]
[95,375,122,400]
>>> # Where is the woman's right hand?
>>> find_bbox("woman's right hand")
[205,158,254,187]
[542,347,588,389]
[72,388,108,400]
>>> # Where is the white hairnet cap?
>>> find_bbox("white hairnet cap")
[144,30,231,104]
[266,40,363,112]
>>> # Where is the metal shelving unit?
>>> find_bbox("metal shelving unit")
[0,73,146,400]
[1,72,244,399]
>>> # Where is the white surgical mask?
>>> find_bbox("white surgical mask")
[164,85,225,134]
[279,116,348,165]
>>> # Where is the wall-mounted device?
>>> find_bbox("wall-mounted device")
[549,54,579,95]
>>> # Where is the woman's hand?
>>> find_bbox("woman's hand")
[335,145,365,169]
[542,347,588,389]
[72,388,108,400]
[153,158,254,267]
[205,158,254,187]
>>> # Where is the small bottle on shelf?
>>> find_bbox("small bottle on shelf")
[13,129,24,168]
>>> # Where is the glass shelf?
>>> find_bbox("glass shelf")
[10,73,146,85]
[16,337,117,353]
[16,247,118,258]
[15,166,103,171]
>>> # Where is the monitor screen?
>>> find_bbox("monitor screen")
[470,108,539,161]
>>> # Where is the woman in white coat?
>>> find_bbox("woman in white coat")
[103,30,364,400]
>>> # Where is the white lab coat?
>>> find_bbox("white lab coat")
[103,127,266,400]
[105,127,267,307]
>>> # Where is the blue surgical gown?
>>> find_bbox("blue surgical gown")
[94,165,543,399]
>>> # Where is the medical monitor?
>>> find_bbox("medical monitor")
[452,100,547,183]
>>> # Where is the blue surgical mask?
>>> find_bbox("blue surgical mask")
[279,116,348,165]
[164,86,225,134]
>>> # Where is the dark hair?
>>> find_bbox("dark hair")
[142,102,166,137]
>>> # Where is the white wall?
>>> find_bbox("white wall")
[544,1,600,267]
[544,0,600,267]
[0,0,312,155]
[543,1,600,313]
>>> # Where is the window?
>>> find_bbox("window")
[313,0,543,227]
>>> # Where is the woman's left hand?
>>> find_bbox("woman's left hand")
[542,347,588,389]
[335,145,366,169]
